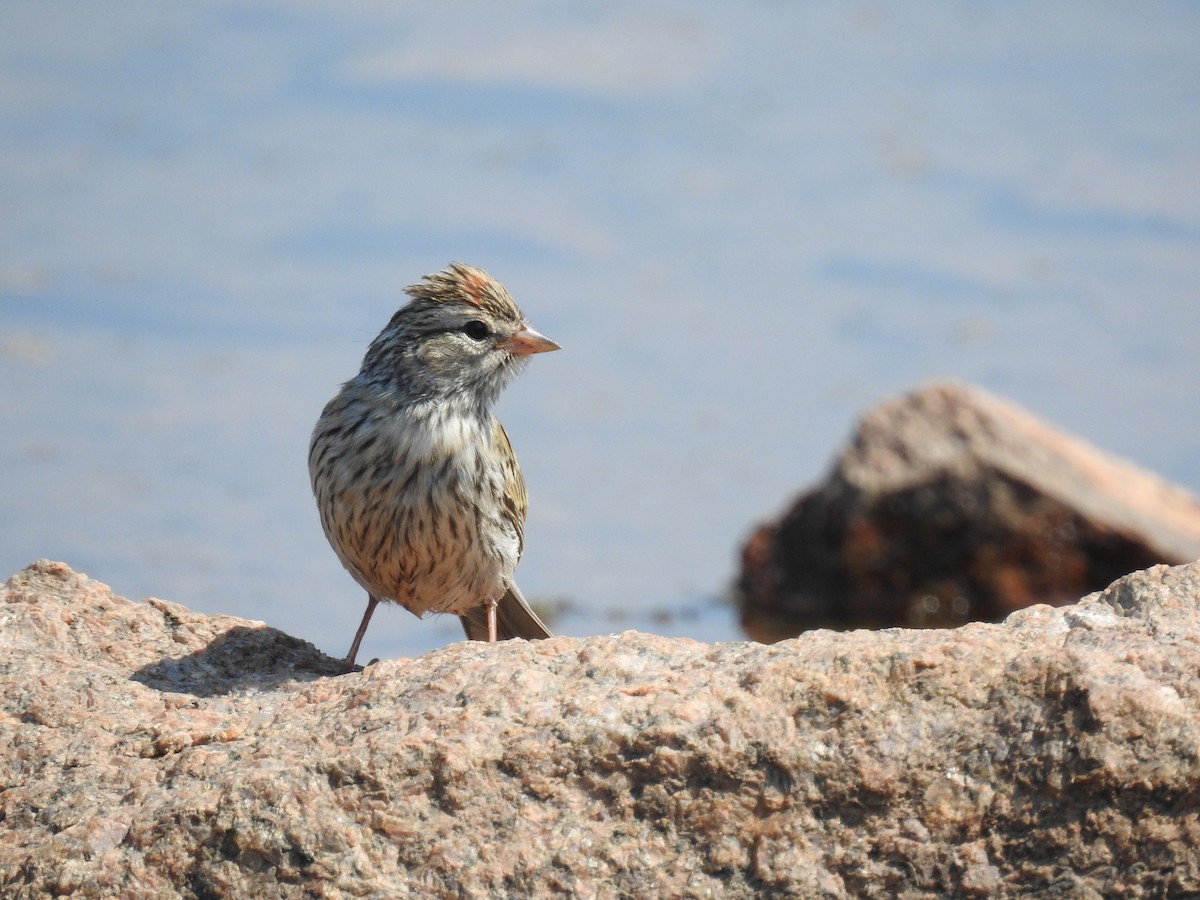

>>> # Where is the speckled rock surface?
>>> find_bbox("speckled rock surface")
[738,382,1200,642]
[3,559,1200,896]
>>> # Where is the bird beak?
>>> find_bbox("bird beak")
[499,324,561,356]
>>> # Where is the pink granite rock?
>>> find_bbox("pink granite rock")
[738,382,1200,642]
[3,559,1200,895]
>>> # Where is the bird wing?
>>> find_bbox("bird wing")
[491,416,528,557]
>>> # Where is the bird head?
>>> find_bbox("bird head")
[360,262,559,408]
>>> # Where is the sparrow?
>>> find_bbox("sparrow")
[309,262,559,665]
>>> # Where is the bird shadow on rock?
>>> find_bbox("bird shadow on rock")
[131,625,353,697]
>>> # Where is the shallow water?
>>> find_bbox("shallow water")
[2,2,1198,660]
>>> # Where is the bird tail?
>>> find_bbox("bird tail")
[460,581,553,641]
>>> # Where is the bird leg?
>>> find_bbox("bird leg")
[486,596,498,643]
[346,594,380,667]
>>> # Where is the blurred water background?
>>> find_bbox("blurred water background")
[2,2,1198,660]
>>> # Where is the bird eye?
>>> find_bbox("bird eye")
[462,320,490,340]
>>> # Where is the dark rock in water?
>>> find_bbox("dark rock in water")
[738,382,1200,642]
